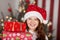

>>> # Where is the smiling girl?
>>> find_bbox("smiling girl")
[23,5,48,40]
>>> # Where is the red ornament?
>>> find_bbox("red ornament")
[25,0,30,3]
[8,8,12,12]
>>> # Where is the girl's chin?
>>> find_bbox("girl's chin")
[30,26,35,27]
[30,28,35,31]
[29,25,37,27]
[30,27,36,30]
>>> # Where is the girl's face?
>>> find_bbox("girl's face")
[26,16,39,31]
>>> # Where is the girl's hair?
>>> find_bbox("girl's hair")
[25,19,46,40]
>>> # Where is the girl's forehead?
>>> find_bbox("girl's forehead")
[28,16,38,18]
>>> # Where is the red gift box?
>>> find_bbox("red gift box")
[2,31,32,40]
[4,21,26,32]
[4,21,13,31]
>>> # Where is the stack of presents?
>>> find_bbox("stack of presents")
[2,21,32,40]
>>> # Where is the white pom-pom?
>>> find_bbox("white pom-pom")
[43,20,48,24]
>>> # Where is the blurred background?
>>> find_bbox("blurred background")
[0,0,60,40]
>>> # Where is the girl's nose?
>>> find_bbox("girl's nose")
[31,20,35,23]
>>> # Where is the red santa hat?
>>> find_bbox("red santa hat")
[23,5,48,24]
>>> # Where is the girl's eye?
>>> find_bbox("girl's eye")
[28,18,31,20]
[34,18,38,21]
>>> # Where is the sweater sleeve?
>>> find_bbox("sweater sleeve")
[45,35,48,40]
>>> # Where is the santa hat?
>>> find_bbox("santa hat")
[23,5,48,24]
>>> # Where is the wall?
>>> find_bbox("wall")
[38,0,59,40]
[0,0,19,19]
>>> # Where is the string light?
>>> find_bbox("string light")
[23,10,26,13]
[18,6,22,12]
[48,33,52,37]
[47,21,52,27]
[22,6,25,10]
[1,23,4,26]
[9,17,12,20]
[1,19,3,22]
[6,16,9,19]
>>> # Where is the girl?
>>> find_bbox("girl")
[23,5,48,40]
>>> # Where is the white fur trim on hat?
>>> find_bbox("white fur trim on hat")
[24,11,48,24]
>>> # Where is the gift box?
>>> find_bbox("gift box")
[2,31,32,40]
[4,21,26,32]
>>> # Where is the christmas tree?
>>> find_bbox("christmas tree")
[18,0,36,22]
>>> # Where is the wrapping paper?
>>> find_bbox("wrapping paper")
[3,31,32,40]
[4,21,26,32]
